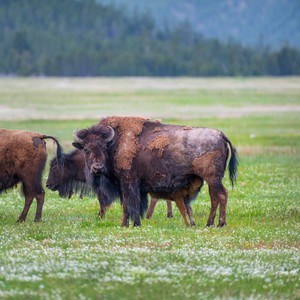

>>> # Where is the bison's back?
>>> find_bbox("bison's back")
[0,129,47,164]
[138,122,225,167]
[0,129,48,191]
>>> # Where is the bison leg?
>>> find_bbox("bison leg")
[18,194,35,222]
[133,218,141,227]
[186,204,196,226]
[146,197,158,219]
[121,207,130,227]
[206,183,228,227]
[97,192,107,218]
[175,198,190,227]
[206,191,219,227]
[217,185,228,227]
[34,191,45,222]
[120,180,141,227]
[167,200,173,218]
[68,190,74,199]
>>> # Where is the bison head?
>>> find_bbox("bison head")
[46,157,64,192]
[72,125,114,179]
[46,149,93,198]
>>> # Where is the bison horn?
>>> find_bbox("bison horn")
[105,126,115,142]
[73,129,84,145]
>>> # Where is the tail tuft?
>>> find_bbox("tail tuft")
[222,133,238,188]
[229,146,238,188]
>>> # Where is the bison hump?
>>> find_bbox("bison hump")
[100,116,147,171]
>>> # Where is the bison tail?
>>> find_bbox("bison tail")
[222,134,238,188]
[41,135,64,166]
[229,145,238,188]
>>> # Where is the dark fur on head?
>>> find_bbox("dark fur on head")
[57,179,93,198]
[75,125,114,145]
[47,150,93,198]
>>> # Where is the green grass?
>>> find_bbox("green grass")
[0,77,299,299]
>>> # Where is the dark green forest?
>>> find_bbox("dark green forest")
[1,0,300,76]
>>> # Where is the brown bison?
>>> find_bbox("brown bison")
[0,129,63,222]
[73,116,238,227]
[47,148,174,219]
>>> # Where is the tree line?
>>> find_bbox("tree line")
[0,0,299,76]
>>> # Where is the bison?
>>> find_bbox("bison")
[46,149,110,218]
[47,148,175,219]
[72,116,238,227]
[0,129,63,222]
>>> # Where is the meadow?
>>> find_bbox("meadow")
[0,77,299,299]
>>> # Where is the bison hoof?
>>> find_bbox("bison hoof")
[167,213,173,218]
[205,223,215,228]
[218,224,226,228]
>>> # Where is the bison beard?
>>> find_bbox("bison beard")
[0,129,63,222]
[73,116,238,227]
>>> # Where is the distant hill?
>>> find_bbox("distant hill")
[98,0,300,49]
[1,0,299,76]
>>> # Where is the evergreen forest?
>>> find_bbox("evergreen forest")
[1,0,300,76]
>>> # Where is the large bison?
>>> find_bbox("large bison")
[73,116,238,227]
[0,129,63,222]
[46,148,175,219]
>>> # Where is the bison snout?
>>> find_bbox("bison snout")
[92,163,104,175]
[46,182,57,191]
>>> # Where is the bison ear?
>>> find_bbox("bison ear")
[105,126,115,143]
[72,142,84,150]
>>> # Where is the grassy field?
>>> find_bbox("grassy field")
[0,77,299,299]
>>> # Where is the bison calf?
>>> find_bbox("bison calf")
[0,129,63,222]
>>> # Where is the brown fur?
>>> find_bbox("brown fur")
[0,129,62,222]
[192,151,225,179]
[0,130,47,182]
[147,134,170,158]
[100,116,147,170]
[153,127,162,133]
